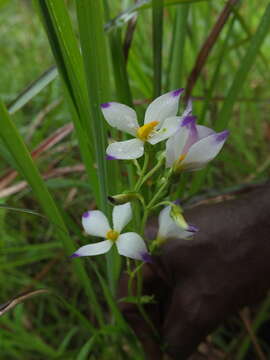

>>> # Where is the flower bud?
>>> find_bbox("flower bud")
[170,204,189,230]
[108,192,141,205]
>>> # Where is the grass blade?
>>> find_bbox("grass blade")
[152,0,164,97]
[0,100,104,327]
[76,0,118,294]
[168,4,190,89]
[7,66,58,115]
[106,0,210,33]
[217,3,270,131]
[189,18,236,195]
[33,0,100,205]
[185,0,238,100]
[76,0,110,213]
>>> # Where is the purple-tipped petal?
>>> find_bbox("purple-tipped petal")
[101,102,139,136]
[116,232,148,260]
[171,88,184,97]
[72,241,113,257]
[141,252,154,264]
[82,211,90,218]
[188,224,199,233]
[216,130,230,143]
[113,202,132,233]
[101,102,111,109]
[106,154,117,160]
[82,210,110,237]
[181,129,229,171]
[181,115,196,127]
[182,98,193,118]
[70,252,80,258]
[196,125,215,140]
[181,116,198,154]
[144,89,184,125]
[106,139,144,160]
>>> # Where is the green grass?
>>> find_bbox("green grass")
[0,0,270,359]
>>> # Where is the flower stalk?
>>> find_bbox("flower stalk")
[72,90,229,326]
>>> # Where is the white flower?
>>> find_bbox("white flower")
[101,89,184,160]
[71,203,149,261]
[157,206,198,241]
[166,115,229,172]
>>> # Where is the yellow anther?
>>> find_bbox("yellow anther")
[178,154,186,162]
[173,153,187,173]
[106,229,119,242]
[137,121,159,141]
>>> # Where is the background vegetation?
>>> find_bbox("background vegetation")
[0,0,270,359]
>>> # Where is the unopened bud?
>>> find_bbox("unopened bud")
[108,192,140,205]
[170,204,188,230]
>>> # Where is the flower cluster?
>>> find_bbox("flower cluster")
[72,89,229,262]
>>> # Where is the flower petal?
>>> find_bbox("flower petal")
[116,232,148,260]
[71,240,112,257]
[101,102,139,136]
[196,125,215,140]
[181,116,198,154]
[106,139,144,160]
[112,202,132,233]
[165,126,189,167]
[182,98,193,118]
[182,130,229,171]
[144,88,184,125]
[148,116,181,145]
[158,206,194,240]
[82,210,110,237]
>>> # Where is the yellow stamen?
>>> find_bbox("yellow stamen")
[173,153,187,173]
[137,121,159,141]
[106,229,119,242]
[178,154,186,162]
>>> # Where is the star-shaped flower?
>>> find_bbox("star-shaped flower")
[71,203,149,261]
[101,89,184,160]
[166,113,229,172]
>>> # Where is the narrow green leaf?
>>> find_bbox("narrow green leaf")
[200,17,236,121]
[33,0,100,205]
[76,0,110,214]
[232,6,269,71]
[105,0,210,32]
[104,1,141,231]
[0,100,104,327]
[217,4,270,131]
[108,28,133,106]
[76,0,118,294]
[93,263,127,330]
[7,66,58,115]
[190,18,236,195]
[168,4,190,89]
[152,0,164,97]
[76,337,97,360]
[54,294,95,333]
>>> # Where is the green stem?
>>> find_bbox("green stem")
[151,200,175,210]
[137,303,160,338]
[127,262,160,339]
[140,209,149,235]
[134,152,149,190]
[147,174,170,210]
[132,159,141,176]
[137,155,165,191]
